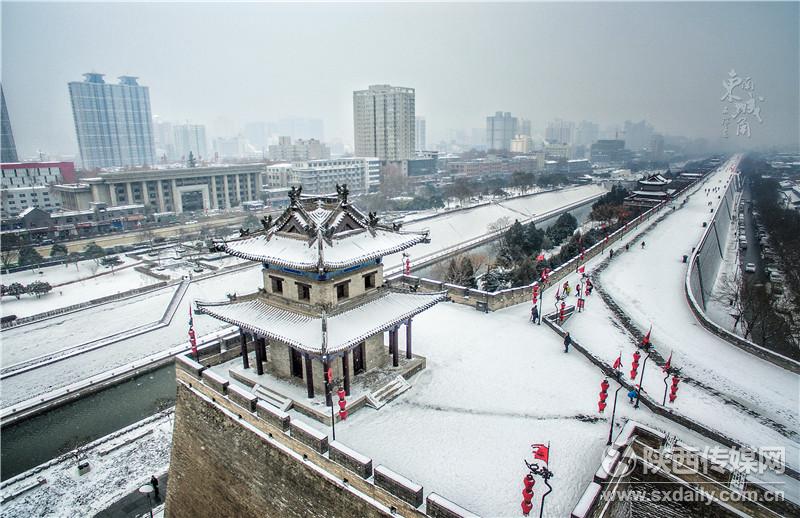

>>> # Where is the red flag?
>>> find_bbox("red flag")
[662,351,672,372]
[642,325,652,346]
[531,443,549,464]
[578,265,585,274]
[188,305,198,360]
[536,253,545,261]
[613,354,622,370]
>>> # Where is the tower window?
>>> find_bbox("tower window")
[270,276,284,294]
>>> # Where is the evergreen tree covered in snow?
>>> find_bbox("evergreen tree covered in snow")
[17,245,43,267]
[26,281,52,298]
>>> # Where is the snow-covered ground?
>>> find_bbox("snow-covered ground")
[0,265,263,408]
[0,411,172,518]
[1,257,160,319]
[1,286,177,368]
[2,254,141,287]
[289,300,797,516]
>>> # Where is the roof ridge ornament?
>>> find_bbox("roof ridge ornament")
[260,215,273,232]
[336,183,349,204]
[288,185,303,206]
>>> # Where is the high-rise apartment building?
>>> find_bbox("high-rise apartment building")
[486,112,518,151]
[174,124,208,161]
[575,120,599,147]
[1,85,18,163]
[268,136,330,161]
[518,118,532,137]
[68,73,156,169]
[545,119,575,145]
[264,157,380,195]
[415,116,427,151]
[353,84,415,161]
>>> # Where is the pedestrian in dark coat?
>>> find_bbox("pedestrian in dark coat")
[151,475,160,499]
[530,305,539,323]
[563,332,572,353]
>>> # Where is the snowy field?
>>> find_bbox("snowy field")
[1,286,177,368]
[0,265,262,408]
[1,256,161,319]
[384,184,607,271]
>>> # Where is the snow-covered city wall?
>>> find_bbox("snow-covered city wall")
[392,196,677,312]
[687,169,740,310]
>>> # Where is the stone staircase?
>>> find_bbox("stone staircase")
[253,384,292,412]
[366,375,411,409]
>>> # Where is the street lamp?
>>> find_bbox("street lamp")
[606,370,625,445]
[138,484,154,518]
[323,355,336,441]
[634,344,652,409]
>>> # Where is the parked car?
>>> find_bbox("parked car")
[744,263,756,273]
[739,240,748,250]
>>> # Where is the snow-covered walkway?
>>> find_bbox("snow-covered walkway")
[597,160,798,437]
[544,157,799,474]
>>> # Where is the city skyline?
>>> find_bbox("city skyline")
[2,2,798,159]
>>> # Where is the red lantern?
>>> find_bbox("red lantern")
[523,474,535,491]
[599,379,609,412]
[669,376,680,403]
[521,500,533,516]
[521,474,535,517]
[559,301,566,322]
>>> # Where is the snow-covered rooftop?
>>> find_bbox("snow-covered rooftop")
[196,289,446,355]
[220,188,429,271]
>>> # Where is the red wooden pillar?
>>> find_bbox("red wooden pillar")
[239,328,249,370]
[405,319,412,359]
[304,355,314,398]
[342,351,351,396]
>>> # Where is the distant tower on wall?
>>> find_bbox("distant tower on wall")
[68,73,156,169]
[1,85,18,162]
[353,84,415,160]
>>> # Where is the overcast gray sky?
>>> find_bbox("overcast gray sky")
[2,1,798,157]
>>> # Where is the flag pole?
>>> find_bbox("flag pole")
[539,441,552,518]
